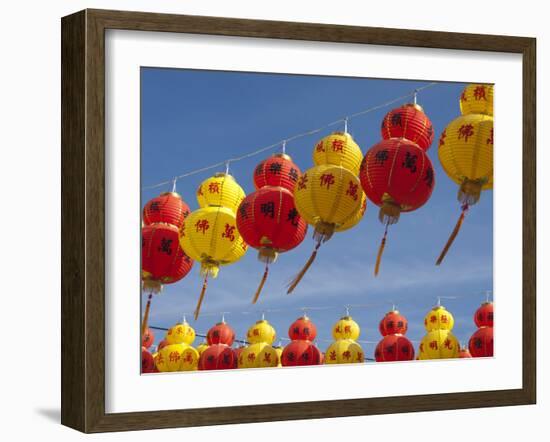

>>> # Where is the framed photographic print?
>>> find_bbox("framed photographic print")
[61,9,536,433]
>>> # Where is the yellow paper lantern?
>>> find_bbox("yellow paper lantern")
[238,342,279,368]
[273,345,283,367]
[332,316,360,341]
[196,341,209,356]
[246,319,277,345]
[335,190,367,233]
[424,305,455,332]
[313,132,363,176]
[155,343,199,372]
[459,84,494,116]
[165,321,196,345]
[419,329,459,359]
[324,339,364,364]
[196,173,245,213]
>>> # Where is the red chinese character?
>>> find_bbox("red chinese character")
[487,128,494,145]
[263,353,272,363]
[156,353,164,365]
[195,219,209,234]
[315,141,325,152]
[297,173,308,190]
[443,339,453,349]
[440,315,448,324]
[429,341,438,350]
[473,86,487,101]
[183,353,193,363]
[320,173,335,189]
[342,350,351,360]
[439,129,447,147]
[335,326,342,333]
[197,185,204,196]
[344,325,351,333]
[247,352,256,362]
[222,223,236,241]
[458,124,474,142]
[169,352,181,363]
[176,327,183,334]
[346,181,358,201]
[329,351,337,361]
[430,315,437,323]
[331,139,344,153]
[356,352,363,362]
[253,329,259,336]
[460,91,467,102]
[208,182,220,193]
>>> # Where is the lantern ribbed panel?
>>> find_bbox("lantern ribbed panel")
[374,335,415,362]
[360,138,435,211]
[142,192,190,228]
[198,344,237,370]
[288,316,317,341]
[180,206,247,270]
[418,329,459,359]
[142,328,154,348]
[246,319,277,344]
[423,306,455,331]
[281,340,322,366]
[236,186,307,251]
[474,302,494,328]
[459,84,494,116]
[335,190,367,233]
[332,316,360,340]
[141,348,155,373]
[142,223,194,284]
[378,311,408,336]
[438,114,494,189]
[324,339,364,364]
[312,132,363,175]
[155,343,199,372]
[165,322,196,345]
[238,342,279,368]
[196,173,246,213]
[381,104,434,151]
[468,326,494,357]
[253,154,301,192]
[294,165,363,227]
[206,322,236,346]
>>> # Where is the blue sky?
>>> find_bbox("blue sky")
[141,68,493,358]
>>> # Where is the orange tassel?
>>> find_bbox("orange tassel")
[194,276,208,320]
[252,264,269,304]
[287,241,321,294]
[374,225,389,276]
[436,205,469,265]
[141,293,153,338]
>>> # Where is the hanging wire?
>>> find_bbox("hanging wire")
[141,82,438,191]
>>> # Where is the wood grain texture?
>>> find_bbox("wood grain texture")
[60,8,537,433]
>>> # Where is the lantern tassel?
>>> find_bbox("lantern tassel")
[141,293,153,338]
[436,204,469,265]
[252,264,269,304]
[287,241,321,294]
[374,223,390,277]
[194,275,208,320]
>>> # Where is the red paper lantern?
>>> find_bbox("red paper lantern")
[198,344,237,370]
[379,310,408,336]
[281,340,322,366]
[253,153,301,192]
[207,322,236,346]
[141,347,156,373]
[468,326,494,357]
[157,339,168,352]
[474,302,494,328]
[141,223,194,292]
[142,327,154,349]
[381,104,434,151]
[374,335,415,362]
[142,192,191,229]
[288,316,317,341]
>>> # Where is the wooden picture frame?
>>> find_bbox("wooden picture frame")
[61,8,536,433]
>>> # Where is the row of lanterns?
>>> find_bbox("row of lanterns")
[141,301,494,373]
[140,83,494,327]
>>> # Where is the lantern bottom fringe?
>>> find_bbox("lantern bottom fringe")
[379,200,401,225]
[252,264,269,304]
[458,179,483,206]
[200,260,220,278]
[194,276,208,320]
[312,221,335,243]
[258,248,278,264]
[436,204,469,266]
[374,224,390,277]
[142,279,163,294]
[287,241,322,294]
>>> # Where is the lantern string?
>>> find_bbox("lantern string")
[171,177,177,193]
[141,82,438,191]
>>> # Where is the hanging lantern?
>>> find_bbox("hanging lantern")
[381,103,434,151]
[180,173,247,319]
[474,302,494,328]
[379,310,408,336]
[332,316,360,341]
[374,335,415,362]
[206,321,236,346]
[288,316,317,341]
[360,137,435,275]
[141,347,156,373]
[165,320,196,345]
[142,192,191,229]
[237,182,307,303]
[419,329,459,359]
[198,344,237,370]
[424,305,455,332]
[458,347,473,358]
[274,345,284,367]
[155,343,199,372]
[313,131,363,176]
[246,319,277,345]
[142,327,154,349]
[157,339,168,352]
[196,341,209,356]
[238,342,279,368]
[436,84,493,264]
[253,153,301,192]
[325,339,364,364]
[468,326,494,357]
[281,340,322,366]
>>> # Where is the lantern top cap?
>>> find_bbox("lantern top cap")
[481,301,493,306]
[386,309,400,315]
[159,191,181,198]
[213,172,234,179]
[255,319,269,324]
[273,153,292,161]
[403,102,424,112]
[339,315,353,320]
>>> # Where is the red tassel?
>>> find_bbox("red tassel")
[252,264,269,304]
[194,276,208,320]
[436,205,469,265]
[287,241,322,294]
